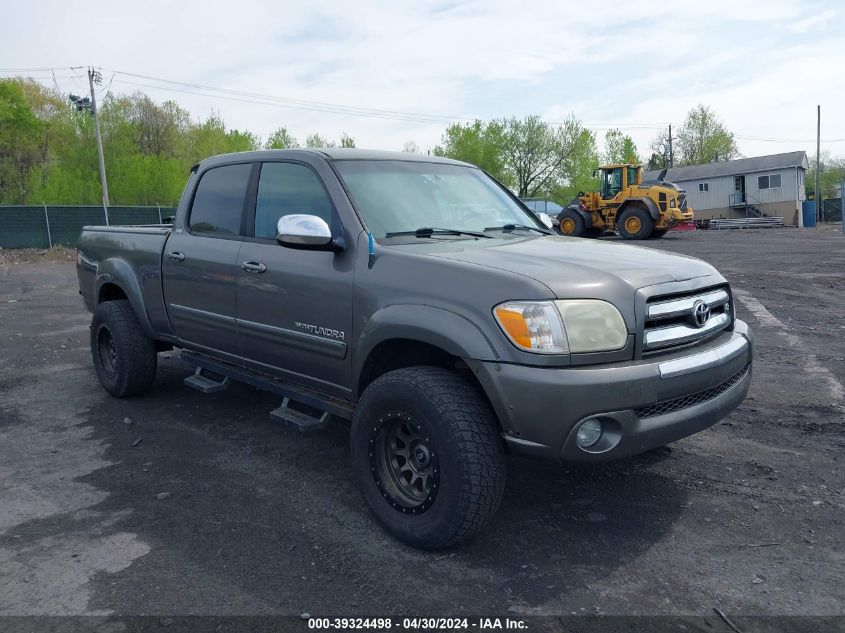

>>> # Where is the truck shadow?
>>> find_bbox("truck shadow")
[455,451,688,606]
[81,358,690,614]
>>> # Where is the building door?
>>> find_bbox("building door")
[734,175,746,205]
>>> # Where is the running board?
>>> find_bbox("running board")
[184,367,231,393]
[271,397,331,432]
[180,351,354,422]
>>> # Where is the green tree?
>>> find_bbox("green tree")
[0,79,44,203]
[433,120,507,182]
[265,126,298,149]
[305,133,335,148]
[340,133,355,148]
[807,151,845,199]
[675,105,739,166]
[555,129,600,201]
[604,129,640,164]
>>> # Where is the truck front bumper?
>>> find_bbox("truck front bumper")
[472,320,753,462]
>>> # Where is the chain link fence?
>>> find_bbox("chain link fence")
[0,205,176,249]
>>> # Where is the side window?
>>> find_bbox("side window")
[255,162,334,239]
[189,163,252,235]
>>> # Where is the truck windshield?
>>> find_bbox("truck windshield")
[333,160,544,238]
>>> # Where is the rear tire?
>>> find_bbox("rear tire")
[557,209,587,237]
[351,366,505,550]
[617,206,654,240]
[90,300,157,398]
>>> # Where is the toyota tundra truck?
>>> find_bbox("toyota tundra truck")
[77,149,753,550]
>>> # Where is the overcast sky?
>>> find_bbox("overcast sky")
[2,0,843,159]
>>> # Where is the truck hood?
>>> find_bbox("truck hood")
[412,235,720,297]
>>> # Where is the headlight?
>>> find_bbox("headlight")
[494,300,628,354]
[555,300,628,353]
[493,302,569,353]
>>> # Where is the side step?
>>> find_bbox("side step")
[180,352,354,432]
[184,367,231,393]
[270,397,330,432]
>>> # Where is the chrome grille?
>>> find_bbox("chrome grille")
[635,364,749,418]
[644,286,731,353]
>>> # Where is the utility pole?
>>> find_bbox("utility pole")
[668,124,674,169]
[815,105,821,224]
[88,67,110,219]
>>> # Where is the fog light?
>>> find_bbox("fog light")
[576,418,603,448]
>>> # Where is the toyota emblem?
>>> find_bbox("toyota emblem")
[691,300,711,328]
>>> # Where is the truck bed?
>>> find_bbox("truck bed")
[77,224,173,336]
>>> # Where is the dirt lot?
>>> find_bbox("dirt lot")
[0,228,843,620]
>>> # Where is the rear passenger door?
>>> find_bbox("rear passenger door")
[235,161,354,395]
[162,162,252,356]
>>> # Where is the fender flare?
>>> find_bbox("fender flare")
[619,197,660,221]
[94,257,156,338]
[353,304,499,395]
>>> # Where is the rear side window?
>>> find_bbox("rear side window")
[254,162,334,239]
[189,163,252,235]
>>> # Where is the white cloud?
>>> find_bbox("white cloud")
[1,0,842,157]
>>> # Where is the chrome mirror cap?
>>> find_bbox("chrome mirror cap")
[277,214,332,247]
[536,212,553,229]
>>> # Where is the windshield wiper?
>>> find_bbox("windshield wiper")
[384,227,491,239]
[484,223,552,235]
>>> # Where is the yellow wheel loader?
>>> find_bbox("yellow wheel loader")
[557,164,694,240]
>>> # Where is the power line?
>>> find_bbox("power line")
[735,134,845,143]
[0,66,81,72]
[107,69,472,124]
[110,78,465,125]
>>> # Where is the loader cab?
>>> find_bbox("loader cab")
[598,164,641,199]
[599,166,623,199]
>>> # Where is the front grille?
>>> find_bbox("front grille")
[635,364,749,418]
[679,194,688,211]
[643,286,732,354]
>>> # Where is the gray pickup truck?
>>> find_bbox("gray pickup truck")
[77,149,753,549]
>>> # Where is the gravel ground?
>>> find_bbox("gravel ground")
[0,228,842,619]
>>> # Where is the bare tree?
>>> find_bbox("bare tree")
[402,140,420,154]
[499,115,583,198]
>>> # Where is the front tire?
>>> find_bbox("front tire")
[351,367,505,550]
[90,300,157,398]
[617,206,655,240]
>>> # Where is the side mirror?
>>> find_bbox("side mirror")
[277,214,333,248]
[536,212,553,229]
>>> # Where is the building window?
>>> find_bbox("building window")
[698,182,709,192]
[758,174,782,189]
[798,171,805,187]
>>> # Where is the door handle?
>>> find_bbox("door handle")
[241,261,267,273]
[168,251,185,262]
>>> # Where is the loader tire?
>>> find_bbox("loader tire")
[557,209,587,237]
[617,206,654,240]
